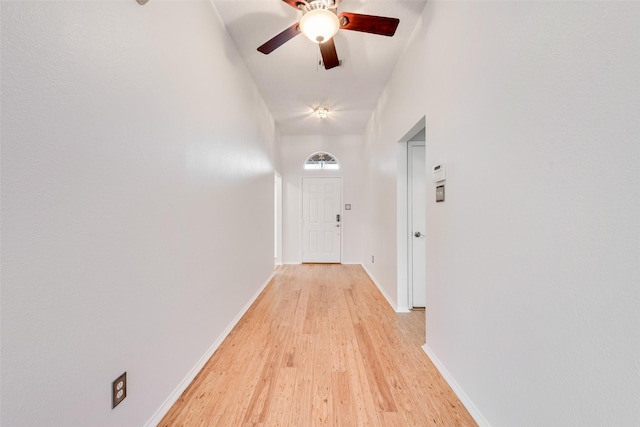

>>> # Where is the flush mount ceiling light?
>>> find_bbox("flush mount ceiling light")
[299,5,340,44]
[314,107,329,119]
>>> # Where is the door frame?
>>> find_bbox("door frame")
[396,117,426,313]
[299,176,343,263]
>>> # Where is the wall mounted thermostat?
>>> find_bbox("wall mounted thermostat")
[345,204,351,210]
[433,164,446,182]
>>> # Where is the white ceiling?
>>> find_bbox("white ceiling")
[213,0,426,135]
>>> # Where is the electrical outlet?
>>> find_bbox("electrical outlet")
[112,372,127,408]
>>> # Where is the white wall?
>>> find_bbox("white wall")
[363,1,640,426]
[281,135,364,264]
[1,1,279,425]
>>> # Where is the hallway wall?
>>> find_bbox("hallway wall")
[1,1,279,426]
[281,134,364,264]
[362,1,640,426]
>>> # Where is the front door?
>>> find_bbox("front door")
[302,177,341,263]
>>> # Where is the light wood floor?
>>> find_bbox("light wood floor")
[160,264,476,426]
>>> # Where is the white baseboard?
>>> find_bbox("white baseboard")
[422,344,491,427]
[361,265,399,312]
[144,271,275,427]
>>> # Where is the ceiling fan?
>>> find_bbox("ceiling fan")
[257,0,400,70]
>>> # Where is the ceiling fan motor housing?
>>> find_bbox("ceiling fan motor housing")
[299,0,339,13]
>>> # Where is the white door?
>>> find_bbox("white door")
[302,177,341,263]
[409,143,426,307]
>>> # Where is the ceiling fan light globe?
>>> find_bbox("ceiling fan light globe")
[299,9,340,44]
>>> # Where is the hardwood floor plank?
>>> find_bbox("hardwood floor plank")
[243,322,292,423]
[343,337,383,426]
[159,264,477,427]
[310,316,334,427]
[287,334,314,426]
[353,322,398,413]
[264,367,297,427]
[330,371,355,426]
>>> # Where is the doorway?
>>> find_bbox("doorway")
[408,141,426,308]
[274,172,283,266]
[396,117,426,313]
[301,177,342,263]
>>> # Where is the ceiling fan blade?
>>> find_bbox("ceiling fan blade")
[339,12,399,37]
[282,0,304,9]
[257,23,301,54]
[319,38,340,70]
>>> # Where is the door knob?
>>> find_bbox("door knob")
[414,231,422,238]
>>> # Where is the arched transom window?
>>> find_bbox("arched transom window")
[304,151,340,170]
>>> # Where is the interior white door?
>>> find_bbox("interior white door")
[302,177,341,263]
[410,143,426,307]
